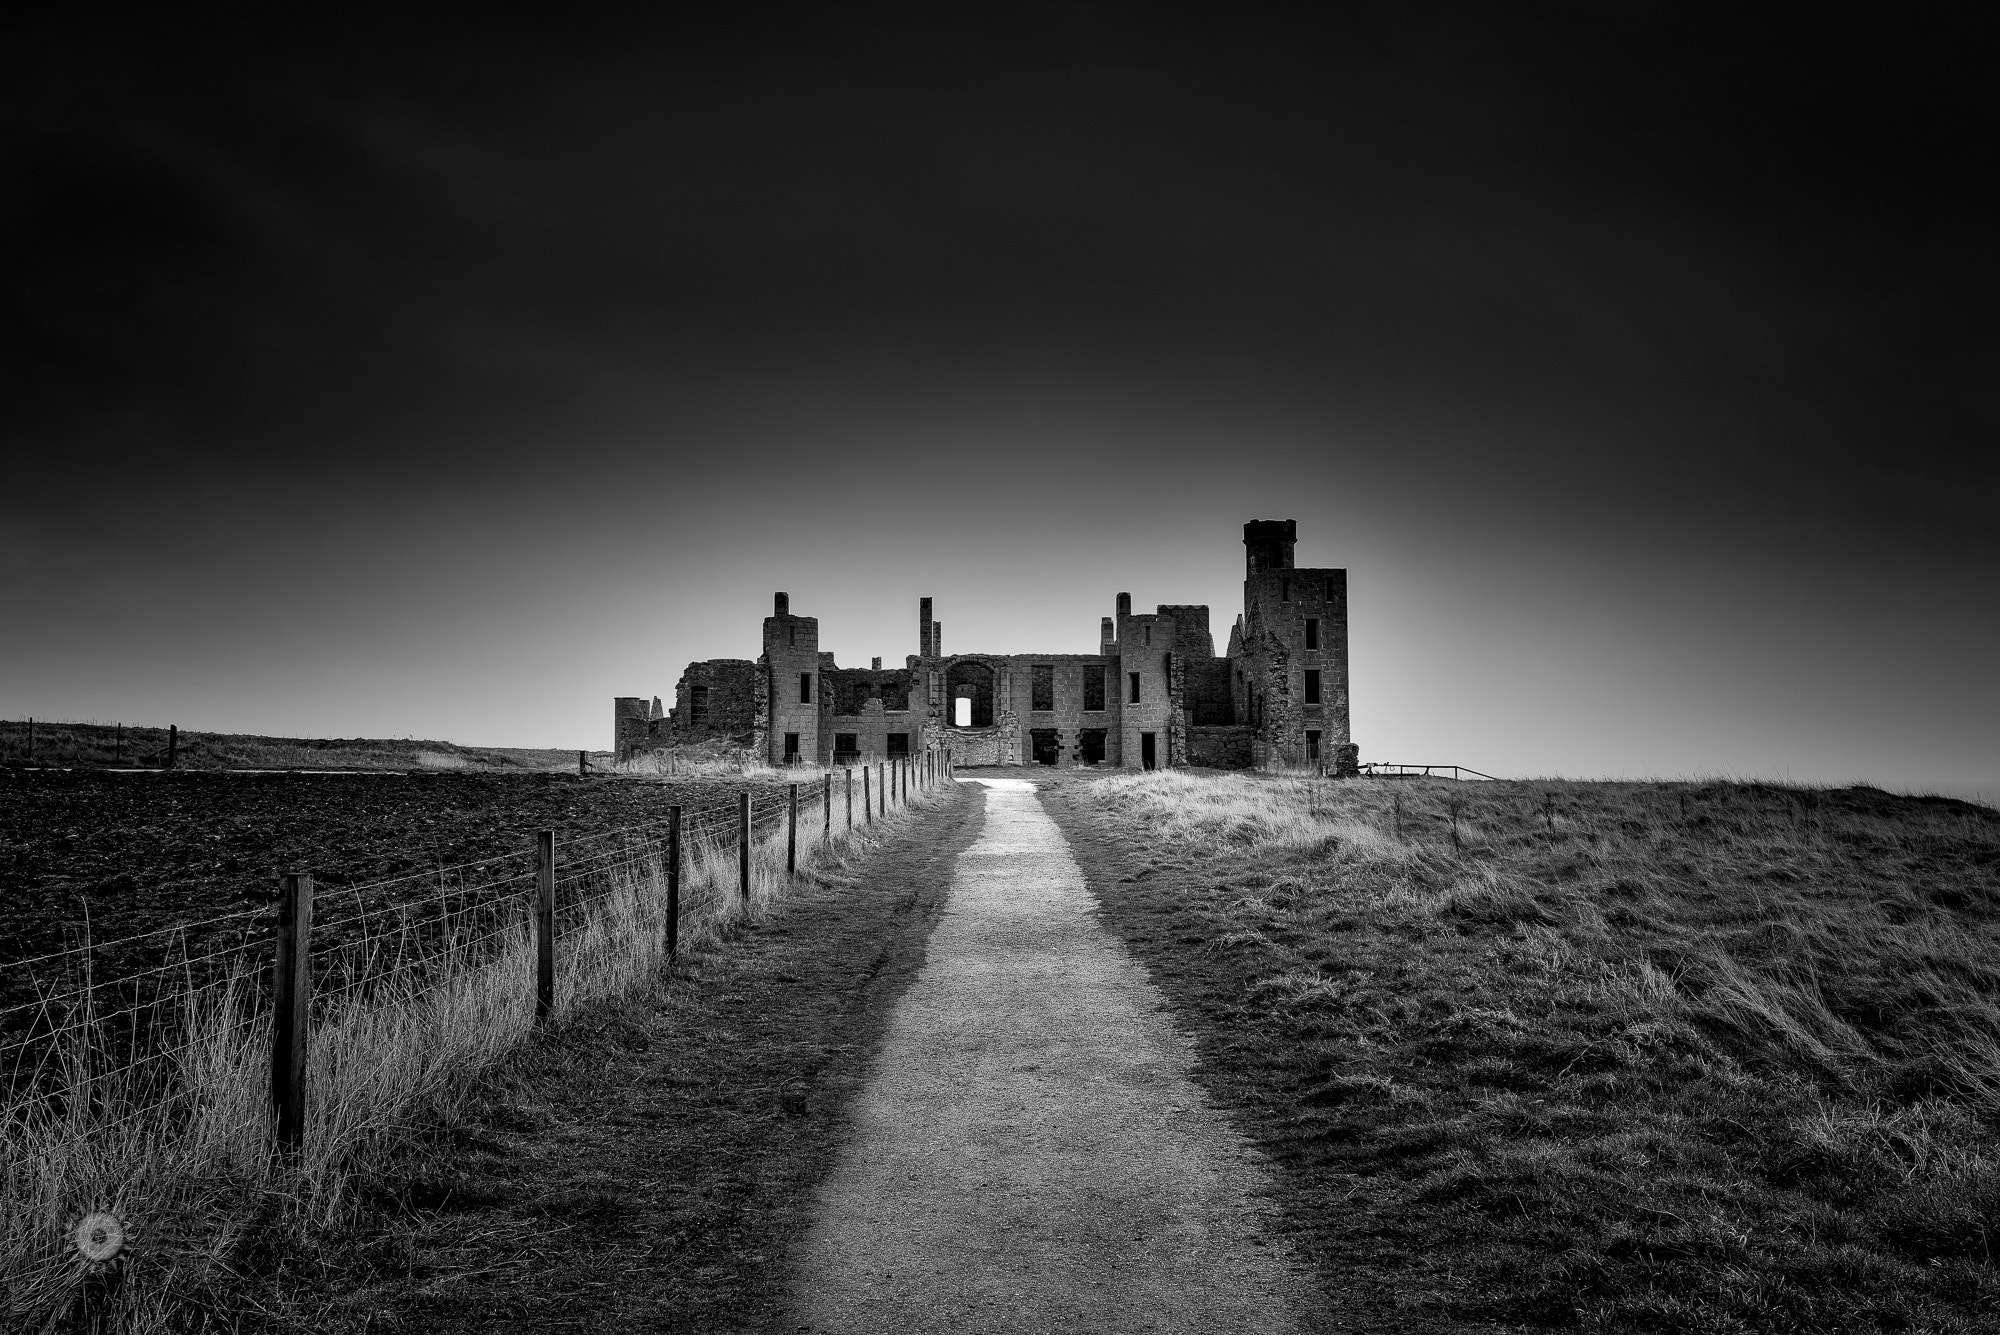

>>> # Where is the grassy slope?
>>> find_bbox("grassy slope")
[0,719,596,771]
[1041,772,2000,1334]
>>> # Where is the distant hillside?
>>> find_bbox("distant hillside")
[0,719,607,772]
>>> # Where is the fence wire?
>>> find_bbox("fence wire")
[4,771,943,1132]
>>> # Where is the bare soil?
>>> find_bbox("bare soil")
[1,768,782,1009]
[246,782,986,1333]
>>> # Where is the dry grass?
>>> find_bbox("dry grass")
[1060,771,2000,1331]
[611,744,839,785]
[1,775,945,1332]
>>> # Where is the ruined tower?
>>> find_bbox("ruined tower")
[619,520,1354,773]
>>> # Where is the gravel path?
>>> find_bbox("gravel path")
[795,777,1305,1334]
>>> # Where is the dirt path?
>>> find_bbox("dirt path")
[793,777,1306,1334]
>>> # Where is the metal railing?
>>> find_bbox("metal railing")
[1360,763,1499,781]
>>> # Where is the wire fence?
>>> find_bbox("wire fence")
[1,751,956,1151]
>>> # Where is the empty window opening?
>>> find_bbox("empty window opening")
[788,625,796,647]
[1141,732,1157,770]
[888,733,910,758]
[1082,665,1106,711]
[1281,578,1291,601]
[1129,673,1142,704]
[1304,618,1319,650]
[834,733,858,763]
[1078,729,1107,765]
[1306,729,1321,762]
[1305,669,1322,704]
[1144,624,1152,646]
[800,672,813,703]
[955,697,972,727]
[945,660,995,727]
[783,732,800,762]
[689,685,710,727]
[1032,663,1055,711]
[1030,728,1060,765]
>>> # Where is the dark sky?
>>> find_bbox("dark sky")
[5,5,1996,796]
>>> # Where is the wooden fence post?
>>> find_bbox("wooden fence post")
[536,830,555,1022]
[25,717,32,764]
[115,723,122,765]
[271,871,314,1151]
[787,782,798,877]
[578,750,587,775]
[879,763,886,816]
[863,765,872,826]
[738,791,751,903]
[167,724,178,770]
[824,771,832,839]
[667,805,681,956]
[846,768,854,834]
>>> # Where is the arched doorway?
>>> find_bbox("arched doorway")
[944,659,996,728]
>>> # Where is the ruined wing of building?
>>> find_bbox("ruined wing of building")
[614,520,1358,773]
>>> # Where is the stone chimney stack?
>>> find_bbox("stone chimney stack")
[774,591,790,616]
[920,596,935,657]
[1116,592,1132,618]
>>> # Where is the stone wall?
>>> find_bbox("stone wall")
[1183,656,1235,726]
[823,665,915,715]
[763,594,822,764]
[984,652,1120,767]
[824,698,924,764]
[1188,725,1254,769]
[612,696,663,761]
[669,660,759,741]
[941,717,1018,767]
[1230,521,1353,769]
[1155,604,1215,657]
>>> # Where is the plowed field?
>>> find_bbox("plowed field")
[0,769,797,1012]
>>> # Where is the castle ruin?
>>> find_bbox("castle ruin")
[615,520,1356,773]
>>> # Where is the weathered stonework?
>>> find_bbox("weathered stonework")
[616,521,1355,772]
[665,661,759,742]
[1188,724,1254,769]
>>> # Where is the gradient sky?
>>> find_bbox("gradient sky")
[5,6,1996,798]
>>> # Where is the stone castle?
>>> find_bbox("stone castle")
[615,520,1356,773]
